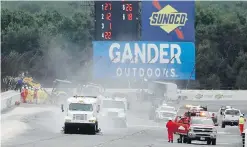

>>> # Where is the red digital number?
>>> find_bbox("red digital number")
[126,4,132,11]
[106,13,111,21]
[128,13,132,20]
[104,2,112,11]
[104,32,112,40]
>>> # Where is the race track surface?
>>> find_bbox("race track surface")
[1,97,244,147]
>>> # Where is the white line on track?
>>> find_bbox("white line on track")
[128,125,166,128]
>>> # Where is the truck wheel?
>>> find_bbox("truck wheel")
[211,139,216,145]
[221,123,225,128]
[207,139,211,145]
[187,139,191,144]
[64,125,69,134]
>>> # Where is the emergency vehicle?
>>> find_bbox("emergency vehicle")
[174,112,218,145]
[100,97,127,127]
[61,96,100,134]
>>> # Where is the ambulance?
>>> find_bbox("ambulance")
[61,96,100,134]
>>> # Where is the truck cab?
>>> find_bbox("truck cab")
[62,96,100,134]
[100,97,127,127]
[187,117,217,145]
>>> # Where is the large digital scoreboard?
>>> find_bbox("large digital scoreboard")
[95,1,139,41]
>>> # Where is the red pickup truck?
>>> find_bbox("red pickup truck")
[174,115,218,145]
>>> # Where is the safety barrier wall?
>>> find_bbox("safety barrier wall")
[2,89,247,112]
[1,90,20,112]
[43,89,247,101]
[180,90,247,101]
[1,88,50,112]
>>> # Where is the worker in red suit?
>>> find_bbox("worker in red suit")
[20,87,26,103]
[166,118,175,143]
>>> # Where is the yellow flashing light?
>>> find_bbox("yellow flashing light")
[200,112,206,117]
[185,105,193,108]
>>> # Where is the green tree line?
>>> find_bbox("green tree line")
[1,1,247,89]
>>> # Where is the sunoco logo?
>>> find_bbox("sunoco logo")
[215,94,223,99]
[195,94,203,99]
[149,5,188,34]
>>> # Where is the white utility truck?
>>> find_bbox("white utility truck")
[100,97,127,127]
[61,96,100,134]
[148,81,178,102]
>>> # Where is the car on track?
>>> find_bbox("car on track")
[100,97,127,127]
[154,105,176,121]
[221,108,241,128]
[61,96,100,134]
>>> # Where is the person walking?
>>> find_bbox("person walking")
[239,113,246,135]
[166,118,175,143]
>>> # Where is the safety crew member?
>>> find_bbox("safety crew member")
[239,113,246,134]
[24,86,28,103]
[33,88,38,104]
[20,87,25,103]
[166,118,175,143]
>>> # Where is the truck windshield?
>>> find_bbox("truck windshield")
[102,100,125,109]
[191,119,214,125]
[69,103,93,111]
[225,110,240,115]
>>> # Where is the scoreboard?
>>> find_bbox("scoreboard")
[95,1,139,41]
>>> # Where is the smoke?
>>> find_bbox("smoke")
[37,35,92,86]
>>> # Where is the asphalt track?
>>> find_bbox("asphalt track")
[1,97,245,147]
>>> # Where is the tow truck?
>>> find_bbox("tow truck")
[174,110,218,145]
[61,95,101,134]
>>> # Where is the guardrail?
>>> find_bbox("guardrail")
[1,90,20,112]
[243,129,246,147]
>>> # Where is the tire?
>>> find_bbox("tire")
[221,122,225,128]
[187,138,191,144]
[211,139,216,145]
[207,139,211,145]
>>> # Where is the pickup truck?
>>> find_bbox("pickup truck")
[174,116,218,145]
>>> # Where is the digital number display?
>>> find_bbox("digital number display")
[95,1,138,41]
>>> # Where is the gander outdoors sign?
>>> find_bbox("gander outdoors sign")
[93,41,195,80]
[141,1,195,42]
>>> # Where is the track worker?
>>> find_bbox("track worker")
[166,118,175,143]
[239,113,246,134]
[20,87,25,103]
[33,88,38,104]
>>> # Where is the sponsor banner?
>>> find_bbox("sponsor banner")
[141,1,195,42]
[93,41,195,80]
[180,90,243,100]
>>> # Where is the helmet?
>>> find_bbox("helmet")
[168,117,172,121]
[240,114,244,117]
